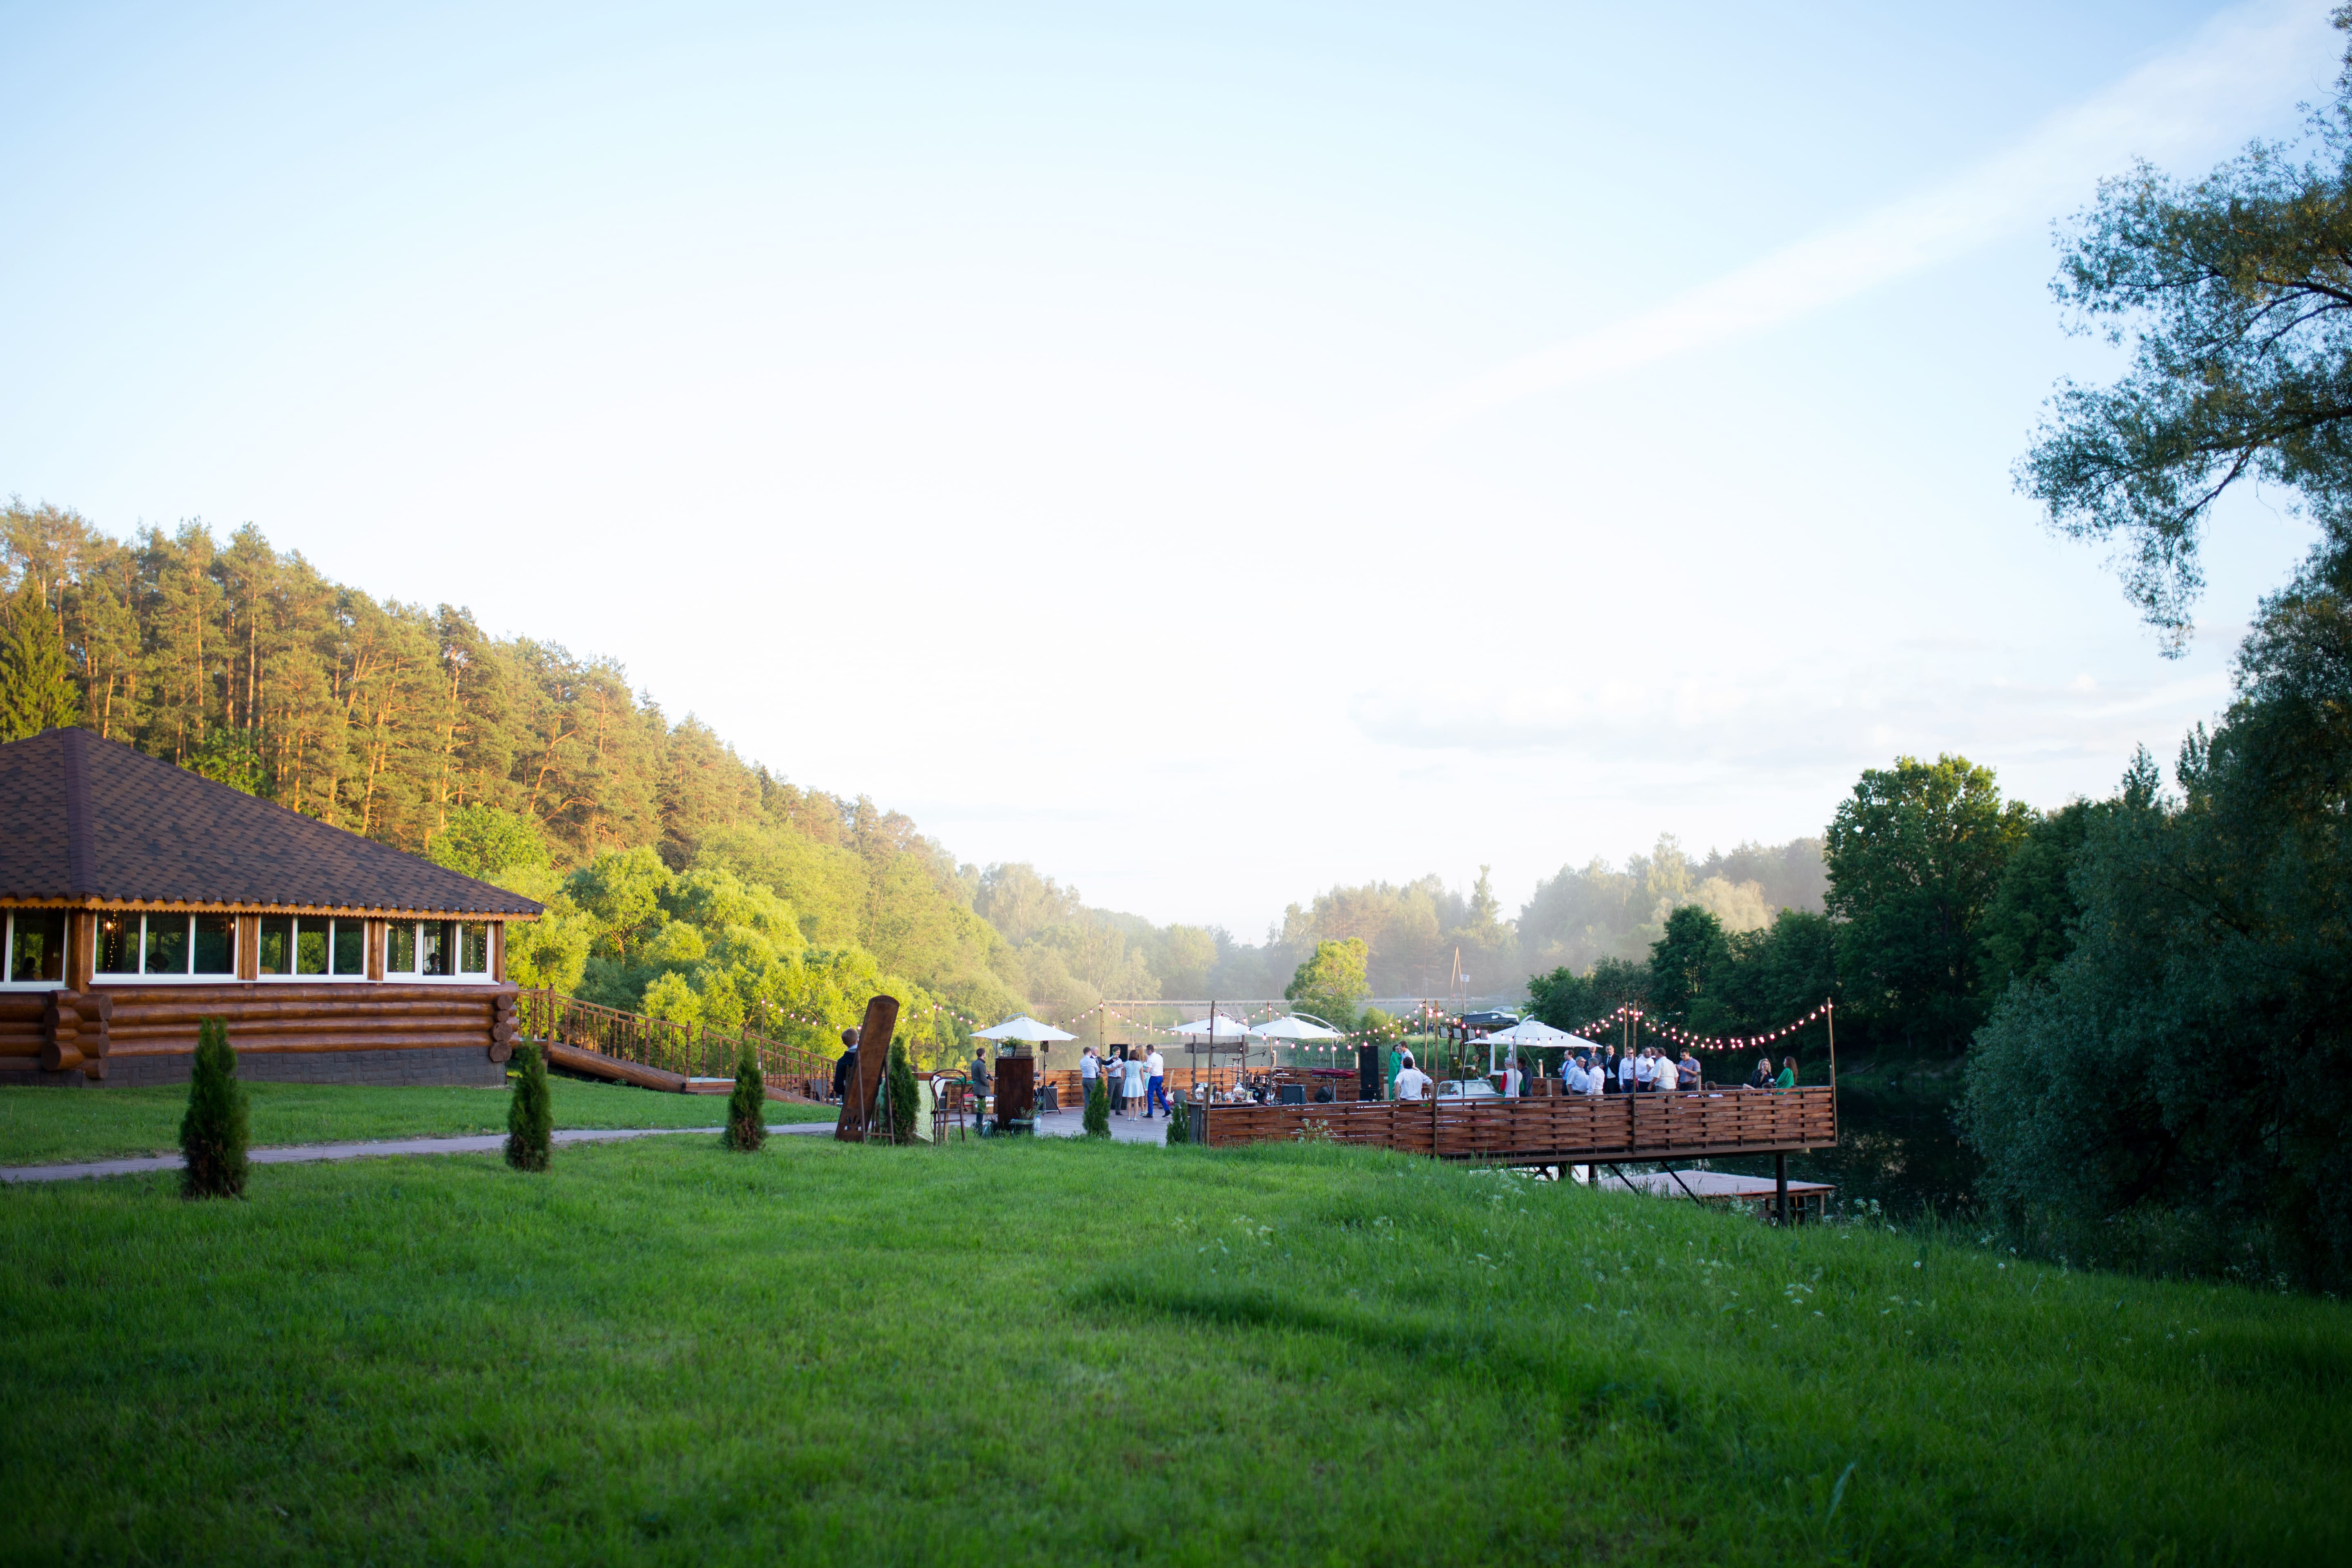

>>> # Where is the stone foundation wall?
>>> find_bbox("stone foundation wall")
[98,1045,507,1090]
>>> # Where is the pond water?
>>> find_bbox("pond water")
[1699,1079,1983,1223]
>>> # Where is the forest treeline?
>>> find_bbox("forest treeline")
[1,500,1831,1064]
[0,499,1834,1051]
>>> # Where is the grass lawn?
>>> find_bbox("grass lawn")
[3,1137,2345,1566]
[0,1076,833,1165]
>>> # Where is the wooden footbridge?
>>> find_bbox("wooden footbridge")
[1194,1087,1837,1166]
[516,989,837,1102]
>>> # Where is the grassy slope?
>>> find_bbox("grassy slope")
[0,1077,833,1165]
[2,1138,2345,1566]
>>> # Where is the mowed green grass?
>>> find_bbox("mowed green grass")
[2,1138,2345,1566]
[0,1076,832,1165]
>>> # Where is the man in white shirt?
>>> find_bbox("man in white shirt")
[1634,1049,1655,1094]
[1617,1051,1636,1094]
[1393,1051,1432,1101]
[1655,1052,1678,1094]
[1583,1056,1607,1097]
[1146,1047,1168,1118]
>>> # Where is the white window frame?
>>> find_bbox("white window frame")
[252,915,370,982]
[382,918,497,983]
[0,909,70,989]
[91,912,239,983]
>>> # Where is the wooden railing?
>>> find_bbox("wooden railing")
[515,989,839,1100]
[1194,1086,1836,1163]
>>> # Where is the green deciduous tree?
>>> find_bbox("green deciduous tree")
[2017,7,2352,647]
[1285,938,1371,1031]
[1978,798,2099,998]
[179,1018,248,1199]
[1966,570,2352,1291]
[1826,755,2031,1052]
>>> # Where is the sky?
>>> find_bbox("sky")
[3,0,2343,936]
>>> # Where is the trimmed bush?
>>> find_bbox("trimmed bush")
[506,1041,553,1172]
[1083,1073,1110,1138]
[1167,1094,1190,1145]
[178,1017,249,1199]
[725,1040,767,1152]
[886,1040,921,1145]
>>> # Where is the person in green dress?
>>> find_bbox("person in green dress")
[1773,1055,1797,1090]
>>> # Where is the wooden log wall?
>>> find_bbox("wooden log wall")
[0,991,114,1080]
[97,982,510,1062]
[1194,1087,1838,1163]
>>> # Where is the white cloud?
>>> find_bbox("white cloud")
[1394,0,2339,439]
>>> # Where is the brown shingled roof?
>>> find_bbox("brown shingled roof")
[0,728,543,917]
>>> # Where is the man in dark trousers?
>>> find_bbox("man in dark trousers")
[831,1027,860,1104]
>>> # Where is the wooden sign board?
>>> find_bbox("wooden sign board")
[833,994,900,1142]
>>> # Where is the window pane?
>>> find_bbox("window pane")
[296,921,330,976]
[5,913,61,982]
[260,916,294,976]
[97,913,136,974]
[145,916,188,975]
[420,921,451,977]
[460,922,491,974]
[333,920,366,977]
[384,922,414,975]
[192,915,235,975]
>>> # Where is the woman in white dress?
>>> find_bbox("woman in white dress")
[1122,1050,1147,1117]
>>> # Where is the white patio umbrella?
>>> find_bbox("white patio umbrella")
[1479,1018,1582,1047]
[1171,1013,1255,1041]
[1250,1014,1344,1041]
[972,1015,1076,1042]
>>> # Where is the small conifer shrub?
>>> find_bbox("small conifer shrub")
[1083,1073,1111,1138]
[1167,1094,1191,1145]
[179,1017,249,1199]
[886,1040,922,1145]
[725,1039,767,1152]
[506,1041,553,1172]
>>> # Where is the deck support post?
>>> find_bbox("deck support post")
[1775,1150,1788,1225]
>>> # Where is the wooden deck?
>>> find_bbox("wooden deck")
[1194,1087,1836,1163]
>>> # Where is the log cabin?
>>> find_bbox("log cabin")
[0,727,542,1087]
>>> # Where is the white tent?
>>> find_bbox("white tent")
[972,1015,1076,1042]
[1479,1018,1585,1047]
[1250,1014,1343,1041]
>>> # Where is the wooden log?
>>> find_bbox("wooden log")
[39,1039,83,1073]
[107,1031,497,1056]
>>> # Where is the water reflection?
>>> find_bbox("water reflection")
[1699,1082,1982,1222]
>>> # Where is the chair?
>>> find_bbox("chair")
[931,1077,969,1144]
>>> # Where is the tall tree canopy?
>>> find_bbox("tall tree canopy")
[1825,755,2031,1051]
[2018,5,2352,646]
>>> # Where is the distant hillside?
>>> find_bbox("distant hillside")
[3,500,1826,1035]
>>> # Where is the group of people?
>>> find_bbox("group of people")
[1080,1044,1170,1118]
[1381,1042,1802,1101]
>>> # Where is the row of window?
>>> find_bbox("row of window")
[0,911,494,986]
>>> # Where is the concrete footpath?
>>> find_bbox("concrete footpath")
[0,1121,842,1185]
[0,1105,1183,1184]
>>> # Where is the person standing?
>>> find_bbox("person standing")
[1393,1051,1432,1101]
[831,1027,860,1104]
[1582,1055,1607,1097]
[1616,1049,1636,1096]
[1635,1047,1656,1094]
[1122,1048,1146,1117]
[1654,1050,1677,1095]
[1146,1046,1168,1118]
[1080,1044,1101,1113]
[1679,1051,1703,1091]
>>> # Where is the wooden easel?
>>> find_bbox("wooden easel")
[833,995,900,1143]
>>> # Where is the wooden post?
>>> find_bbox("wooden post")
[1775,1149,1788,1226]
